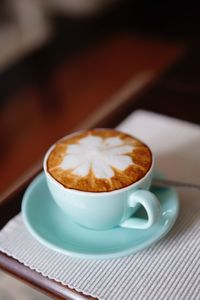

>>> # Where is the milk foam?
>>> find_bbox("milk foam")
[47,130,152,192]
[60,135,134,179]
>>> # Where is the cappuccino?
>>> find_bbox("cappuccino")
[47,129,152,192]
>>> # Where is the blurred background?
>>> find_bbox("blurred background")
[0,0,200,299]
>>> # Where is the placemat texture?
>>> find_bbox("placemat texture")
[1,110,200,300]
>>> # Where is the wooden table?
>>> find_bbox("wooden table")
[1,10,200,298]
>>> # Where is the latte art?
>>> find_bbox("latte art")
[60,136,134,179]
[47,130,152,192]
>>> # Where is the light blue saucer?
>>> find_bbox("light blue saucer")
[22,173,179,260]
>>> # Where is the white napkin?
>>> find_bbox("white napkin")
[1,110,200,300]
[118,110,200,184]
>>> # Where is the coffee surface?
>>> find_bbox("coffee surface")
[47,129,152,192]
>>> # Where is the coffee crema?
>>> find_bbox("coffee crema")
[46,129,152,192]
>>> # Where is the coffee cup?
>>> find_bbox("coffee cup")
[43,129,160,230]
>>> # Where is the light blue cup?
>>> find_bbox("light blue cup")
[44,136,161,231]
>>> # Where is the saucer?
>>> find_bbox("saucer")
[22,173,179,260]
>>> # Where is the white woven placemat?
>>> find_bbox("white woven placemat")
[1,110,200,300]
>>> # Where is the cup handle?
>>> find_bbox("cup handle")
[120,190,161,229]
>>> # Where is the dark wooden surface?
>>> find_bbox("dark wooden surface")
[1,2,200,298]
[0,33,182,199]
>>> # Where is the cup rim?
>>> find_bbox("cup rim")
[43,129,154,196]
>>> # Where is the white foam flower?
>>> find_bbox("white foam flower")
[60,135,134,179]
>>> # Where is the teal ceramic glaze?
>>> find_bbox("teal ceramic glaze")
[21,173,179,260]
[43,145,160,230]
